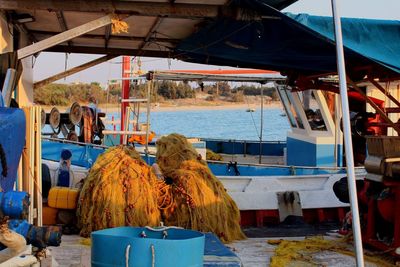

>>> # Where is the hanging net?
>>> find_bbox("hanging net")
[77,146,160,236]
[155,133,245,243]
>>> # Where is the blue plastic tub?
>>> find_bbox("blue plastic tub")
[91,227,205,267]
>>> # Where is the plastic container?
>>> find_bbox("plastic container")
[91,227,205,267]
[48,187,79,209]
[42,205,58,225]
[0,191,30,219]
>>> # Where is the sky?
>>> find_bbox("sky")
[33,0,400,87]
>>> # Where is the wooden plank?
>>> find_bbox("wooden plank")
[34,106,42,226]
[17,14,113,59]
[348,78,400,134]
[47,45,172,58]
[34,55,116,89]
[31,30,180,44]
[0,0,219,18]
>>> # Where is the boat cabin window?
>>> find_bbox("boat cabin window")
[300,91,327,131]
[276,87,305,129]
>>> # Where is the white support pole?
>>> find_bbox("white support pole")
[259,84,264,164]
[17,14,114,59]
[331,1,364,266]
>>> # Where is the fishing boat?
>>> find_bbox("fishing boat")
[1,0,400,265]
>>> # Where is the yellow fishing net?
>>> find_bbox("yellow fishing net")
[77,146,160,236]
[156,133,245,243]
[269,236,396,267]
[111,15,129,34]
[206,149,223,161]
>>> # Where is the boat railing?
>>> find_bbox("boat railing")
[42,136,109,149]
[207,159,365,171]
[200,138,286,144]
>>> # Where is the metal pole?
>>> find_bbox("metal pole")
[259,85,263,164]
[331,1,364,266]
[145,81,152,161]
[1,68,16,107]
[121,56,131,144]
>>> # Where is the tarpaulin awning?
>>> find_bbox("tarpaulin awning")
[288,13,400,74]
[175,0,400,76]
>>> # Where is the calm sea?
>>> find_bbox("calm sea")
[106,108,290,141]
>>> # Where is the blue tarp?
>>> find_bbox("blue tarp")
[203,233,241,267]
[0,108,25,191]
[176,0,400,75]
[288,13,400,74]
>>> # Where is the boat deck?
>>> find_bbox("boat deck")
[48,235,381,267]
[220,154,284,165]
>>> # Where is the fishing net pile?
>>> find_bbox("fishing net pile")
[268,236,396,267]
[156,133,245,243]
[77,146,160,237]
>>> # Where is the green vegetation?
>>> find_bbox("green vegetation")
[34,82,110,105]
[33,81,279,105]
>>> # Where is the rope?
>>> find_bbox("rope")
[125,244,131,267]
[244,94,260,139]
[144,225,183,232]
[151,244,155,267]
[0,144,7,177]
[22,150,43,196]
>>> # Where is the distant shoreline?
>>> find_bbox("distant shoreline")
[41,101,283,113]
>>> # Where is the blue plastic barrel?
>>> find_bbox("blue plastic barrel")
[91,227,205,267]
[0,191,30,219]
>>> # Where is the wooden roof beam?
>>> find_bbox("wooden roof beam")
[17,14,114,59]
[0,0,221,19]
[55,11,72,46]
[30,30,180,44]
[47,45,173,58]
[137,16,163,55]
[34,55,116,89]
[104,24,111,49]
[7,11,37,44]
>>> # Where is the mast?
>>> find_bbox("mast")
[121,56,131,144]
[331,1,364,266]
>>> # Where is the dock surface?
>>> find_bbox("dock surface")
[49,235,382,267]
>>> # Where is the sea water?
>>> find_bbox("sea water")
[106,108,290,141]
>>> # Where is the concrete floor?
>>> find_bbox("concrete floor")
[48,235,383,267]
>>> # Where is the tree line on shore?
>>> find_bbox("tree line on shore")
[34,81,279,105]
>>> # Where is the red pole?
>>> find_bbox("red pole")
[121,56,131,143]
